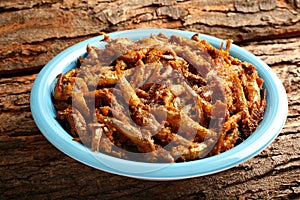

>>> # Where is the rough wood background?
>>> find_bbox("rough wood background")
[0,0,299,199]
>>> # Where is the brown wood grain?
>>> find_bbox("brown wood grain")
[0,0,299,199]
[1,0,300,73]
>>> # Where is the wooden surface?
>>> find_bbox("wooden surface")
[0,0,299,199]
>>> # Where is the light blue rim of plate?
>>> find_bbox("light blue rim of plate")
[30,28,288,180]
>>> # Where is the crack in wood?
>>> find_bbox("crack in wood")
[0,0,61,12]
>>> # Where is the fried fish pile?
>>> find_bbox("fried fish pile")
[53,33,266,162]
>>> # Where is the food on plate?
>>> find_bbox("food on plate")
[53,33,266,163]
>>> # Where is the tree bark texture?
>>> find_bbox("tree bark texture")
[0,0,299,199]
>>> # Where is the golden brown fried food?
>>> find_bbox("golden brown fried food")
[53,33,266,163]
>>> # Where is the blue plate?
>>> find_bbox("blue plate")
[30,28,288,180]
